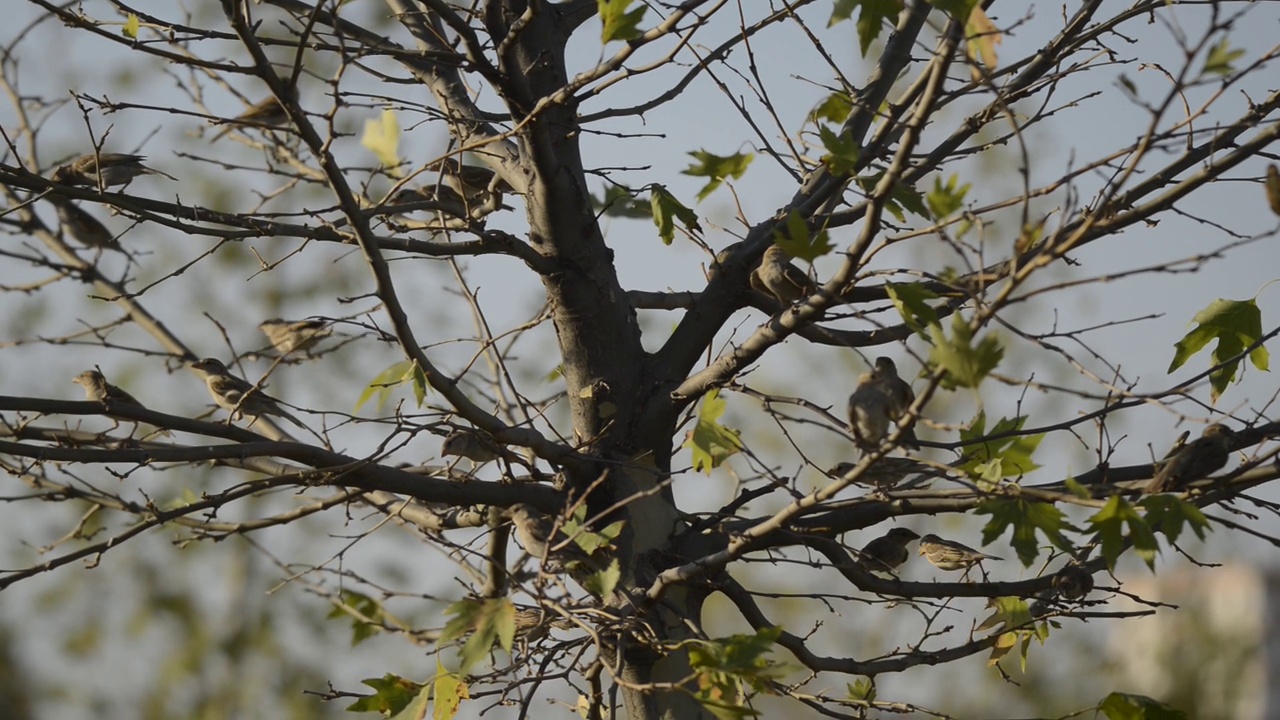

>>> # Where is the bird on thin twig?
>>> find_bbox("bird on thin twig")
[828,458,938,492]
[52,200,123,252]
[749,244,817,305]
[847,371,893,451]
[190,357,306,430]
[258,318,332,356]
[210,93,292,141]
[441,429,503,464]
[1147,423,1234,494]
[73,369,142,407]
[1051,564,1094,601]
[426,157,515,215]
[918,534,1002,573]
[51,153,177,187]
[870,357,920,449]
[857,527,920,574]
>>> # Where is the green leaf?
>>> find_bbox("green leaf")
[846,678,875,702]
[853,172,928,222]
[598,0,646,43]
[1088,496,1159,572]
[347,674,423,714]
[1140,495,1212,544]
[582,559,621,597]
[957,414,1042,481]
[1201,38,1245,77]
[685,389,744,473]
[1098,691,1188,720]
[361,108,401,176]
[690,627,786,715]
[560,504,624,556]
[928,313,1004,389]
[977,499,1076,567]
[683,150,754,202]
[123,13,140,39]
[650,185,701,245]
[594,185,653,219]
[355,360,427,412]
[926,173,971,219]
[828,0,904,57]
[440,599,516,675]
[431,660,469,720]
[977,597,1047,672]
[810,92,853,125]
[885,282,940,339]
[328,591,386,645]
[818,125,861,177]
[388,685,432,720]
[773,210,833,263]
[1167,298,1268,401]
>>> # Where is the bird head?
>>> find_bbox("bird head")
[886,528,920,543]
[916,534,942,553]
[72,370,105,388]
[1203,423,1233,439]
[873,357,897,376]
[191,358,229,375]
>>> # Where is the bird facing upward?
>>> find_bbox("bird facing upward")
[73,369,142,407]
[749,244,818,305]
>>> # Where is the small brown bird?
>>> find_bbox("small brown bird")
[441,429,502,463]
[427,157,515,205]
[258,318,332,355]
[51,153,177,187]
[918,534,1002,571]
[858,527,920,573]
[1147,424,1234,494]
[1051,564,1094,601]
[871,357,920,449]
[828,457,935,490]
[52,200,121,251]
[847,372,892,451]
[72,369,142,407]
[190,357,305,429]
[211,94,292,141]
[748,244,818,305]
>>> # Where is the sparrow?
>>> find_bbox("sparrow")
[441,429,502,463]
[1051,564,1094,601]
[211,94,292,141]
[51,153,177,187]
[857,527,920,573]
[748,244,818,305]
[72,369,142,407]
[871,357,920,449]
[503,503,595,566]
[52,200,120,251]
[390,184,510,222]
[189,357,306,429]
[428,156,514,198]
[828,457,936,490]
[258,318,332,355]
[918,533,1003,571]
[847,371,893,451]
[1147,424,1234,494]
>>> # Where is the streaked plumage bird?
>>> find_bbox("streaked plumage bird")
[441,429,502,463]
[1147,423,1234,494]
[847,371,893,451]
[828,457,936,490]
[190,357,305,429]
[858,527,920,573]
[871,357,920,449]
[1051,564,1094,601]
[258,318,332,355]
[52,200,121,251]
[73,369,142,407]
[918,534,1002,572]
[749,244,817,305]
[51,153,177,187]
[211,94,291,141]
[427,157,514,206]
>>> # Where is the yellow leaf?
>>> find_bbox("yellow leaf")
[361,109,401,176]
[123,13,140,39]
[967,8,1000,70]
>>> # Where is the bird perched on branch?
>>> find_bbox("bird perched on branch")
[211,93,292,141]
[918,534,1002,572]
[749,244,817,306]
[871,357,920,449]
[828,457,937,491]
[51,200,121,251]
[1051,564,1094,601]
[190,357,306,430]
[847,371,893,451]
[51,153,177,187]
[427,157,514,208]
[441,429,503,464]
[73,369,142,407]
[1146,423,1234,494]
[258,318,332,356]
[858,527,920,573]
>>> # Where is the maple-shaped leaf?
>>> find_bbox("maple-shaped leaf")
[1139,494,1212,544]
[929,313,1003,389]
[650,185,701,245]
[1168,297,1269,401]
[431,660,470,720]
[685,389,744,474]
[683,150,753,202]
[885,282,940,339]
[599,0,646,43]
[361,108,401,176]
[773,210,834,263]
[977,498,1077,567]
[1088,496,1159,572]
[347,674,423,714]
